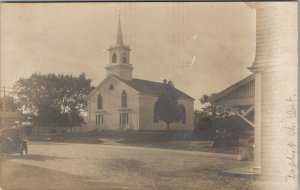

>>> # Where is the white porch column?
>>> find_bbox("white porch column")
[247,2,265,176]
[251,69,262,175]
[246,2,298,189]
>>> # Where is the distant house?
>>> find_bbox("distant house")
[86,18,194,131]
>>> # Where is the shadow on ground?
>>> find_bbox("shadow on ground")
[1,154,70,161]
[0,161,127,190]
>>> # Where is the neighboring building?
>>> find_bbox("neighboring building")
[209,74,255,128]
[86,18,194,131]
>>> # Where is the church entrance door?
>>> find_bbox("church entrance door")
[96,114,104,131]
[119,112,129,130]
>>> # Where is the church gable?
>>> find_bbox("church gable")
[88,75,139,113]
[88,75,140,131]
[88,75,138,101]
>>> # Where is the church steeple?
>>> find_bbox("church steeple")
[116,16,124,45]
[105,16,133,81]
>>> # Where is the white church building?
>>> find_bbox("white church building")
[86,18,194,131]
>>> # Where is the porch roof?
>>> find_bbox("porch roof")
[209,75,255,106]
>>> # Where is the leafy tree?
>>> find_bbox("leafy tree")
[200,94,237,119]
[195,94,237,131]
[154,80,184,130]
[13,73,93,131]
[196,94,253,148]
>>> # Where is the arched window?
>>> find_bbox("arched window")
[112,53,117,63]
[121,90,127,108]
[122,52,127,63]
[97,94,103,109]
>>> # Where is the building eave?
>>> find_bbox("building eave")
[88,74,140,99]
[209,74,255,103]
[137,93,195,101]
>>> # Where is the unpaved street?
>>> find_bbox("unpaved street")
[0,142,253,190]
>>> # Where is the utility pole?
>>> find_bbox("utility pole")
[0,86,16,112]
[3,86,6,112]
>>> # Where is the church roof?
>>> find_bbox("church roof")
[117,77,195,100]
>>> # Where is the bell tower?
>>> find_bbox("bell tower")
[105,16,133,81]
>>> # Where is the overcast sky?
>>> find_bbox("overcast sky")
[1,2,256,109]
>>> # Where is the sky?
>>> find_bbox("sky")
[0,2,256,109]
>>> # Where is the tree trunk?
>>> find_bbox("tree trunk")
[167,123,170,131]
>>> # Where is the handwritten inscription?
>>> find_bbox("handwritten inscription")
[284,95,297,181]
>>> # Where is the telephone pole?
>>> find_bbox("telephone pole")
[0,86,14,112]
[3,86,6,112]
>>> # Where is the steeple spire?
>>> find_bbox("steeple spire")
[116,15,124,45]
[106,14,133,81]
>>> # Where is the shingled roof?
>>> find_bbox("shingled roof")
[118,77,194,100]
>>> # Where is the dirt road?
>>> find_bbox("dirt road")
[0,141,253,190]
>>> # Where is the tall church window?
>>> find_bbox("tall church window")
[122,52,127,63]
[121,90,127,108]
[112,53,117,63]
[97,94,103,109]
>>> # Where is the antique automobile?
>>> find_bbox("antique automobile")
[0,121,33,156]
